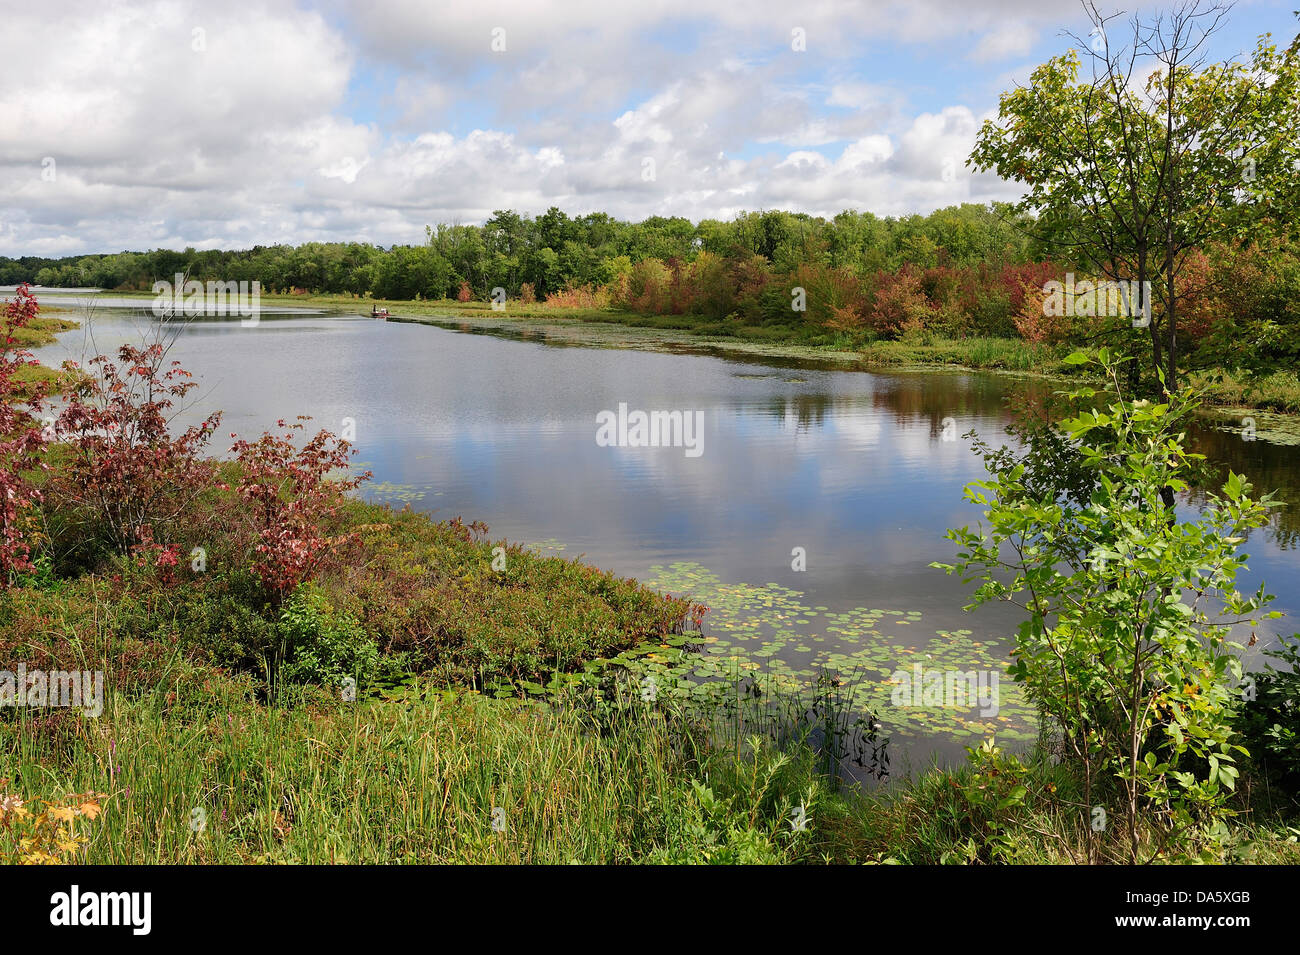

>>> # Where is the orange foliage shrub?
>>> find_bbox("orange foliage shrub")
[1172,248,1222,342]
[870,268,932,338]
[544,284,610,309]
[626,258,673,313]
[1012,282,1072,345]
[730,254,774,322]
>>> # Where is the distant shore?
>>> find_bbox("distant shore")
[27,290,1300,432]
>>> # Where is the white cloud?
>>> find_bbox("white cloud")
[0,0,1207,255]
[971,22,1039,63]
[839,134,894,169]
[826,82,891,108]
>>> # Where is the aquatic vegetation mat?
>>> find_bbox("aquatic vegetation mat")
[638,562,1038,743]
[477,560,1038,751]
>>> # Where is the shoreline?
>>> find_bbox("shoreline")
[29,291,1300,440]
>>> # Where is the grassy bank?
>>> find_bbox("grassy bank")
[5,310,80,397]
[3,487,1299,865]
[7,311,78,348]
[1186,369,1300,417]
[7,662,1299,864]
[0,481,719,864]
[1,491,701,698]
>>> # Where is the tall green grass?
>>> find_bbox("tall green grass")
[1188,368,1300,415]
[3,690,697,864]
[0,669,865,864]
[859,336,1062,373]
[9,674,1296,864]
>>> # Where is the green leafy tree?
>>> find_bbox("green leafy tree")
[970,2,1300,394]
[935,350,1283,862]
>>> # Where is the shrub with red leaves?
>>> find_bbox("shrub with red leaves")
[0,285,50,583]
[130,524,182,586]
[231,417,370,606]
[53,343,221,554]
[869,267,932,338]
[1012,281,1073,345]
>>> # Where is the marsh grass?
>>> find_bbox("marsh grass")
[859,336,1063,373]
[1188,367,1300,415]
[2,689,696,864]
[2,672,862,865]
[5,669,1300,864]
[5,311,79,348]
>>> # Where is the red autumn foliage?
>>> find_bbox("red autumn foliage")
[456,280,473,303]
[1012,281,1072,345]
[543,284,609,309]
[231,417,370,605]
[130,524,182,586]
[0,285,50,582]
[1171,248,1219,341]
[997,261,1063,314]
[869,267,932,337]
[730,253,774,321]
[625,258,673,313]
[53,343,221,553]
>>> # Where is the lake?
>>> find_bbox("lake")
[29,302,1300,773]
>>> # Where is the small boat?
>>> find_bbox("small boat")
[371,306,390,319]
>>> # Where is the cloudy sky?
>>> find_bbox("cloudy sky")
[0,0,1292,256]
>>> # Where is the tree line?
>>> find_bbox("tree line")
[1,203,1037,301]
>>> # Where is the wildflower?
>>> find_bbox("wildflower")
[0,794,25,813]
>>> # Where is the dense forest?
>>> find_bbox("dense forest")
[7,202,1298,374]
[0,203,1038,297]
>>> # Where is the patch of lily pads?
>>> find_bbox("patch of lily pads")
[1204,407,1300,446]
[465,560,1038,749]
[623,562,1039,743]
[525,538,568,556]
[363,480,428,504]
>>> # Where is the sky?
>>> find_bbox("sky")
[0,0,1294,257]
